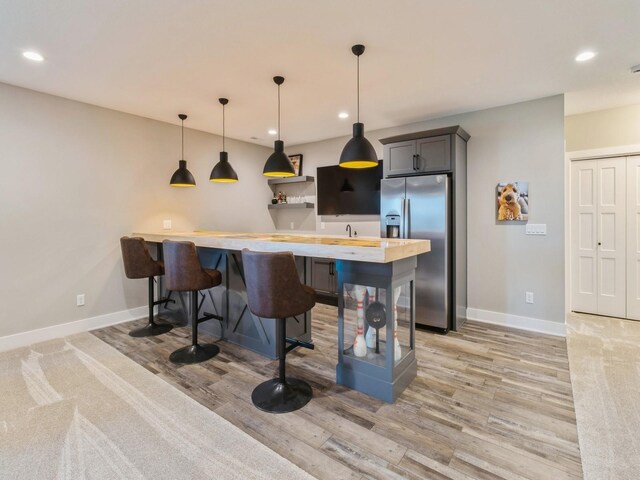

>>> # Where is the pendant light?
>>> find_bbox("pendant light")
[170,114,196,187]
[210,98,238,183]
[339,44,378,169]
[263,76,295,177]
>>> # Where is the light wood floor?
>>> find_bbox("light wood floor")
[93,304,582,480]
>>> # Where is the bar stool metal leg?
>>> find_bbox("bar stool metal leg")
[129,277,174,338]
[251,318,312,413]
[169,290,220,364]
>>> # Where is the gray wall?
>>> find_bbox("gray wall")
[0,82,272,338]
[565,103,640,152]
[290,95,565,323]
[0,82,564,339]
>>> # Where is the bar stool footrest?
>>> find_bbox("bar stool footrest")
[200,312,224,324]
[285,337,315,354]
[251,378,312,413]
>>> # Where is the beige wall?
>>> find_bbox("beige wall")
[0,82,272,338]
[566,104,640,152]
[291,95,566,323]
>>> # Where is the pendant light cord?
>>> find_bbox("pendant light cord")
[357,54,360,123]
[181,117,184,160]
[277,83,281,141]
[222,103,226,151]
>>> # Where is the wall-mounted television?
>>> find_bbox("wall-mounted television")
[316,161,382,215]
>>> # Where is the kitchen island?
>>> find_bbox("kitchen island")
[134,231,430,402]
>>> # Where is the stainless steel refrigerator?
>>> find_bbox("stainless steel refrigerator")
[380,173,466,332]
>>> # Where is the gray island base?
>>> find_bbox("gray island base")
[136,231,429,403]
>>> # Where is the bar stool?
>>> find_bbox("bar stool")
[242,249,316,413]
[163,240,223,365]
[120,236,174,337]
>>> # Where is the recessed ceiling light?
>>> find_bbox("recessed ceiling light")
[338,112,349,119]
[575,51,596,62]
[23,51,44,62]
[268,129,277,135]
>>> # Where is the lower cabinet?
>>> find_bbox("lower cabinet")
[311,258,337,297]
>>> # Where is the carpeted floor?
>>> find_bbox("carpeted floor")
[0,333,314,480]
[566,313,640,480]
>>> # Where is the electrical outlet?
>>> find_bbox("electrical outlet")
[77,294,85,306]
[290,222,295,230]
[320,222,326,230]
[163,219,172,230]
[525,292,534,304]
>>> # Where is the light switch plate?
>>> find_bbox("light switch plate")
[526,223,546,235]
[163,219,172,230]
[77,294,85,306]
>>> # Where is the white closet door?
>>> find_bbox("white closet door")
[627,156,640,320]
[596,158,626,317]
[571,160,598,313]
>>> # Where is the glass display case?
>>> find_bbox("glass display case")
[336,257,417,402]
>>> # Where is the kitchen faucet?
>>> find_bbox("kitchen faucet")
[346,224,352,238]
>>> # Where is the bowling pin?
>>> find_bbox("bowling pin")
[393,286,402,362]
[365,287,377,349]
[352,285,368,357]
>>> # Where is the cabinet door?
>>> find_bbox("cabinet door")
[329,261,337,294]
[416,135,451,172]
[384,140,416,176]
[312,258,333,293]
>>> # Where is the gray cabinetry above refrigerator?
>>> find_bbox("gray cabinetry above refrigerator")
[381,127,467,178]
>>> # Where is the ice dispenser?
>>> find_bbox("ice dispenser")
[385,214,400,238]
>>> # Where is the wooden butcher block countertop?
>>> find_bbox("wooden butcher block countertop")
[133,231,430,263]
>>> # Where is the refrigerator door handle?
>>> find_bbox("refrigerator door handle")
[403,197,410,238]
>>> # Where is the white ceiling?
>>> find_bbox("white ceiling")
[1,0,639,146]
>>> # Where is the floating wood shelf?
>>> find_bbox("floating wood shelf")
[267,176,314,186]
[267,202,314,210]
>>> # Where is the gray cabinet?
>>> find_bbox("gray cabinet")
[311,258,336,294]
[382,130,453,177]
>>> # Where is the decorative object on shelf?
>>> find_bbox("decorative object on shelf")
[339,44,378,169]
[288,154,303,176]
[263,76,295,177]
[210,98,238,183]
[271,195,278,205]
[170,114,196,187]
[496,181,529,221]
[276,191,287,204]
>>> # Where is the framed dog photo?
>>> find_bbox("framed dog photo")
[496,182,529,221]
[289,154,303,176]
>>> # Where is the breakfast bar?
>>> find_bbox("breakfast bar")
[134,231,430,402]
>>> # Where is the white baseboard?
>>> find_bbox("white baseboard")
[466,307,566,337]
[0,306,147,353]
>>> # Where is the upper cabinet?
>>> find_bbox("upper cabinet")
[380,126,469,178]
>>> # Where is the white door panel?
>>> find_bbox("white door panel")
[596,158,625,317]
[571,160,598,313]
[626,156,640,320]
[571,158,626,317]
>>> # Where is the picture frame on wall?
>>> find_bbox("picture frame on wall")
[496,181,529,221]
[289,154,303,176]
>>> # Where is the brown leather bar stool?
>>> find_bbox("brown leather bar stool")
[242,249,316,413]
[163,240,223,364]
[120,237,174,337]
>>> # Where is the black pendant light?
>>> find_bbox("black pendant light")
[210,98,238,183]
[263,76,295,177]
[339,44,378,169]
[170,114,196,187]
